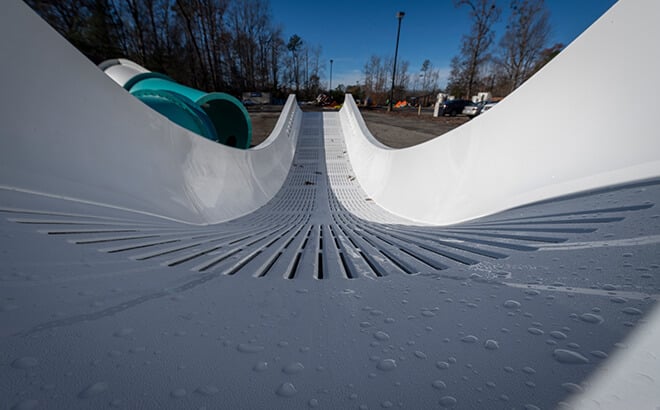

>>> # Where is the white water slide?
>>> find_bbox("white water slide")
[2,0,660,408]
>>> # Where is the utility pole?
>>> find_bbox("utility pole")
[329,59,334,92]
[388,11,405,112]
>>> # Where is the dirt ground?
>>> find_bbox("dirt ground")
[248,105,469,148]
[358,108,469,148]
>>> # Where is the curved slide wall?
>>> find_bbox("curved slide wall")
[341,0,660,225]
[0,0,300,225]
[2,0,659,228]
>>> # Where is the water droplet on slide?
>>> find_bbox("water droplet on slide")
[590,350,608,359]
[276,382,297,397]
[436,361,450,370]
[377,359,397,371]
[439,395,457,407]
[561,382,583,393]
[283,362,304,375]
[461,335,479,343]
[503,300,521,309]
[579,313,604,324]
[432,380,447,390]
[484,340,499,350]
[553,349,590,364]
[622,307,642,315]
[373,331,390,341]
[550,331,567,340]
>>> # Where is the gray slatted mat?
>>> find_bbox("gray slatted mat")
[1,111,659,409]
[3,112,653,280]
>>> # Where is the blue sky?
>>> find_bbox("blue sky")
[268,0,618,88]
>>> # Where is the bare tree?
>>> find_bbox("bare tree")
[303,44,323,98]
[116,0,178,73]
[498,0,550,92]
[363,55,414,104]
[419,59,440,93]
[286,34,303,93]
[228,0,278,90]
[268,26,285,93]
[26,0,301,96]
[363,55,383,93]
[447,0,501,99]
[173,0,210,88]
[364,55,393,94]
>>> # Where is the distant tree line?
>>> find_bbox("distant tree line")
[360,0,559,105]
[362,56,441,105]
[25,0,324,99]
[27,0,559,104]
[447,0,560,99]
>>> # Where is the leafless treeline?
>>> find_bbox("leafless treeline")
[363,56,441,104]
[25,0,323,98]
[25,0,557,102]
[448,0,558,99]
[361,0,555,105]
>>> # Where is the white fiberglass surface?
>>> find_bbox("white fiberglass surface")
[1,0,660,409]
[0,0,299,226]
[340,0,660,226]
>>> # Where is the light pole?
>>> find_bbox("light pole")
[388,11,405,112]
[329,59,334,93]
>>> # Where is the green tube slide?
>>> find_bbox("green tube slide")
[131,89,218,142]
[126,73,252,149]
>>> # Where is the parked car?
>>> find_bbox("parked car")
[438,99,472,116]
[462,100,499,118]
[481,101,498,113]
[462,101,485,118]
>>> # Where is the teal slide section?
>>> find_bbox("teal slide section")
[126,73,252,148]
[131,89,219,142]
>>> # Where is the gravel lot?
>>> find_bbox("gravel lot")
[358,108,468,148]
[248,105,469,148]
